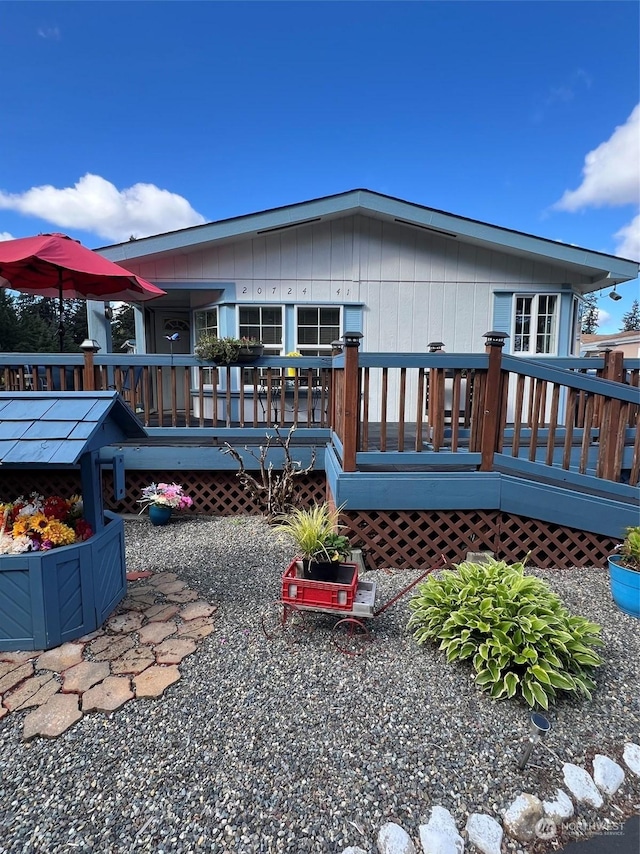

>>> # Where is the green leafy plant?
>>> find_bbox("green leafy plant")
[194,335,262,364]
[274,502,351,564]
[408,558,603,709]
[617,526,640,571]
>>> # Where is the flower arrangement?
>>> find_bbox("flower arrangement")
[194,335,263,364]
[0,493,92,555]
[138,482,193,512]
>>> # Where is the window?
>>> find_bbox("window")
[513,294,558,355]
[296,307,341,356]
[239,306,283,355]
[193,309,218,383]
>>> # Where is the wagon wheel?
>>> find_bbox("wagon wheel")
[331,617,372,657]
[260,601,308,644]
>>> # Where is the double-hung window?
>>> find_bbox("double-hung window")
[296,307,341,356]
[194,308,218,383]
[239,306,283,382]
[512,294,558,355]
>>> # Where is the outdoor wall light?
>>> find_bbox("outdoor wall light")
[516,711,551,770]
[609,286,622,301]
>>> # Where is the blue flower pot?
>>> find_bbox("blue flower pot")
[608,555,640,618]
[148,504,172,527]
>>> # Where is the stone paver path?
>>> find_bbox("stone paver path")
[0,572,217,740]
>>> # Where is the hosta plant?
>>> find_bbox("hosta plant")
[408,558,603,710]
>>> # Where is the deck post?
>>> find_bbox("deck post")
[80,338,100,392]
[341,332,362,473]
[480,331,508,472]
[602,349,625,480]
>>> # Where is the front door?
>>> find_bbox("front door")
[154,312,191,416]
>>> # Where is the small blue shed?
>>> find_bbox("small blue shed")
[0,392,146,651]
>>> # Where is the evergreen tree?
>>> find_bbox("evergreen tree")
[581,293,599,334]
[620,299,640,332]
[0,289,20,351]
[111,305,136,351]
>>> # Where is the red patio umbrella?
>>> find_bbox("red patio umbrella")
[0,232,166,351]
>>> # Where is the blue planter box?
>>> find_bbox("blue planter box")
[0,511,126,651]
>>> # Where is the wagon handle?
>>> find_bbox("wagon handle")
[373,553,447,618]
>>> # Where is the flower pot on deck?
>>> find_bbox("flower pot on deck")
[607,555,640,618]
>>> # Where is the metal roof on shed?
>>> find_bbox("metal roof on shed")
[0,392,146,466]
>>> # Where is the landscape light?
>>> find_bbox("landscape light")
[516,712,551,770]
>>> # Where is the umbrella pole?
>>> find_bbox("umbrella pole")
[58,269,64,352]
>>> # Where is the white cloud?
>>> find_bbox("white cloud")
[0,232,15,242]
[554,105,640,211]
[596,307,611,326]
[614,213,640,260]
[0,173,206,243]
[37,27,60,40]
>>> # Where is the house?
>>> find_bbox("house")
[93,189,639,361]
[581,330,640,358]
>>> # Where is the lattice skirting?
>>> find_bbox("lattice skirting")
[0,471,617,567]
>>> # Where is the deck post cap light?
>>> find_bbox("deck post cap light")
[483,331,509,347]
[428,341,445,352]
[80,338,101,353]
[342,331,363,347]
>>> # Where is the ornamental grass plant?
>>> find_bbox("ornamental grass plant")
[408,557,603,710]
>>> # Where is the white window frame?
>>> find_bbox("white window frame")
[193,308,219,384]
[238,305,284,355]
[511,293,559,356]
[295,305,342,356]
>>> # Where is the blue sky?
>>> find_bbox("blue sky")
[1,1,638,333]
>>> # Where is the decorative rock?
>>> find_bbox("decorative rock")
[542,788,574,823]
[623,742,640,776]
[22,693,82,740]
[106,612,145,633]
[133,665,181,698]
[144,603,181,623]
[62,661,110,693]
[562,763,604,808]
[176,616,215,639]
[503,793,544,843]
[179,600,217,621]
[419,806,464,854]
[342,848,368,854]
[82,676,133,712]
[593,754,625,796]
[0,661,33,694]
[3,672,60,711]
[154,637,197,664]
[110,646,155,675]
[138,620,177,645]
[377,822,416,854]
[36,642,84,672]
[125,589,157,605]
[88,635,136,661]
[465,814,503,854]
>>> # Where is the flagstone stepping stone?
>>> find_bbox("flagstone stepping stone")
[0,661,23,679]
[562,763,604,808]
[111,646,155,675]
[62,661,110,693]
[82,676,133,713]
[121,598,154,612]
[126,589,158,604]
[107,612,145,633]
[73,629,103,643]
[3,672,60,711]
[0,650,42,664]
[176,616,215,640]
[0,707,7,720]
[154,580,187,595]
[36,642,84,672]
[138,620,177,646]
[166,589,199,603]
[154,637,197,664]
[23,693,82,740]
[179,601,217,621]
[88,635,136,661]
[148,572,179,585]
[133,665,181,698]
[145,603,180,623]
[0,661,34,694]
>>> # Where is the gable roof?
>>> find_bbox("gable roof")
[0,392,146,466]
[98,189,639,290]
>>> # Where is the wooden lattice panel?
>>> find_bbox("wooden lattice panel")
[0,471,82,500]
[496,514,619,568]
[102,470,326,516]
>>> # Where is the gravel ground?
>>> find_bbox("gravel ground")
[0,515,639,854]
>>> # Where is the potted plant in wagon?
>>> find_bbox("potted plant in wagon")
[274,502,353,582]
[138,482,194,526]
[608,526,640,618]
[194,335,264,365]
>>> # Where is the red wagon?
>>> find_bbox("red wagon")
[262,554,446,655]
